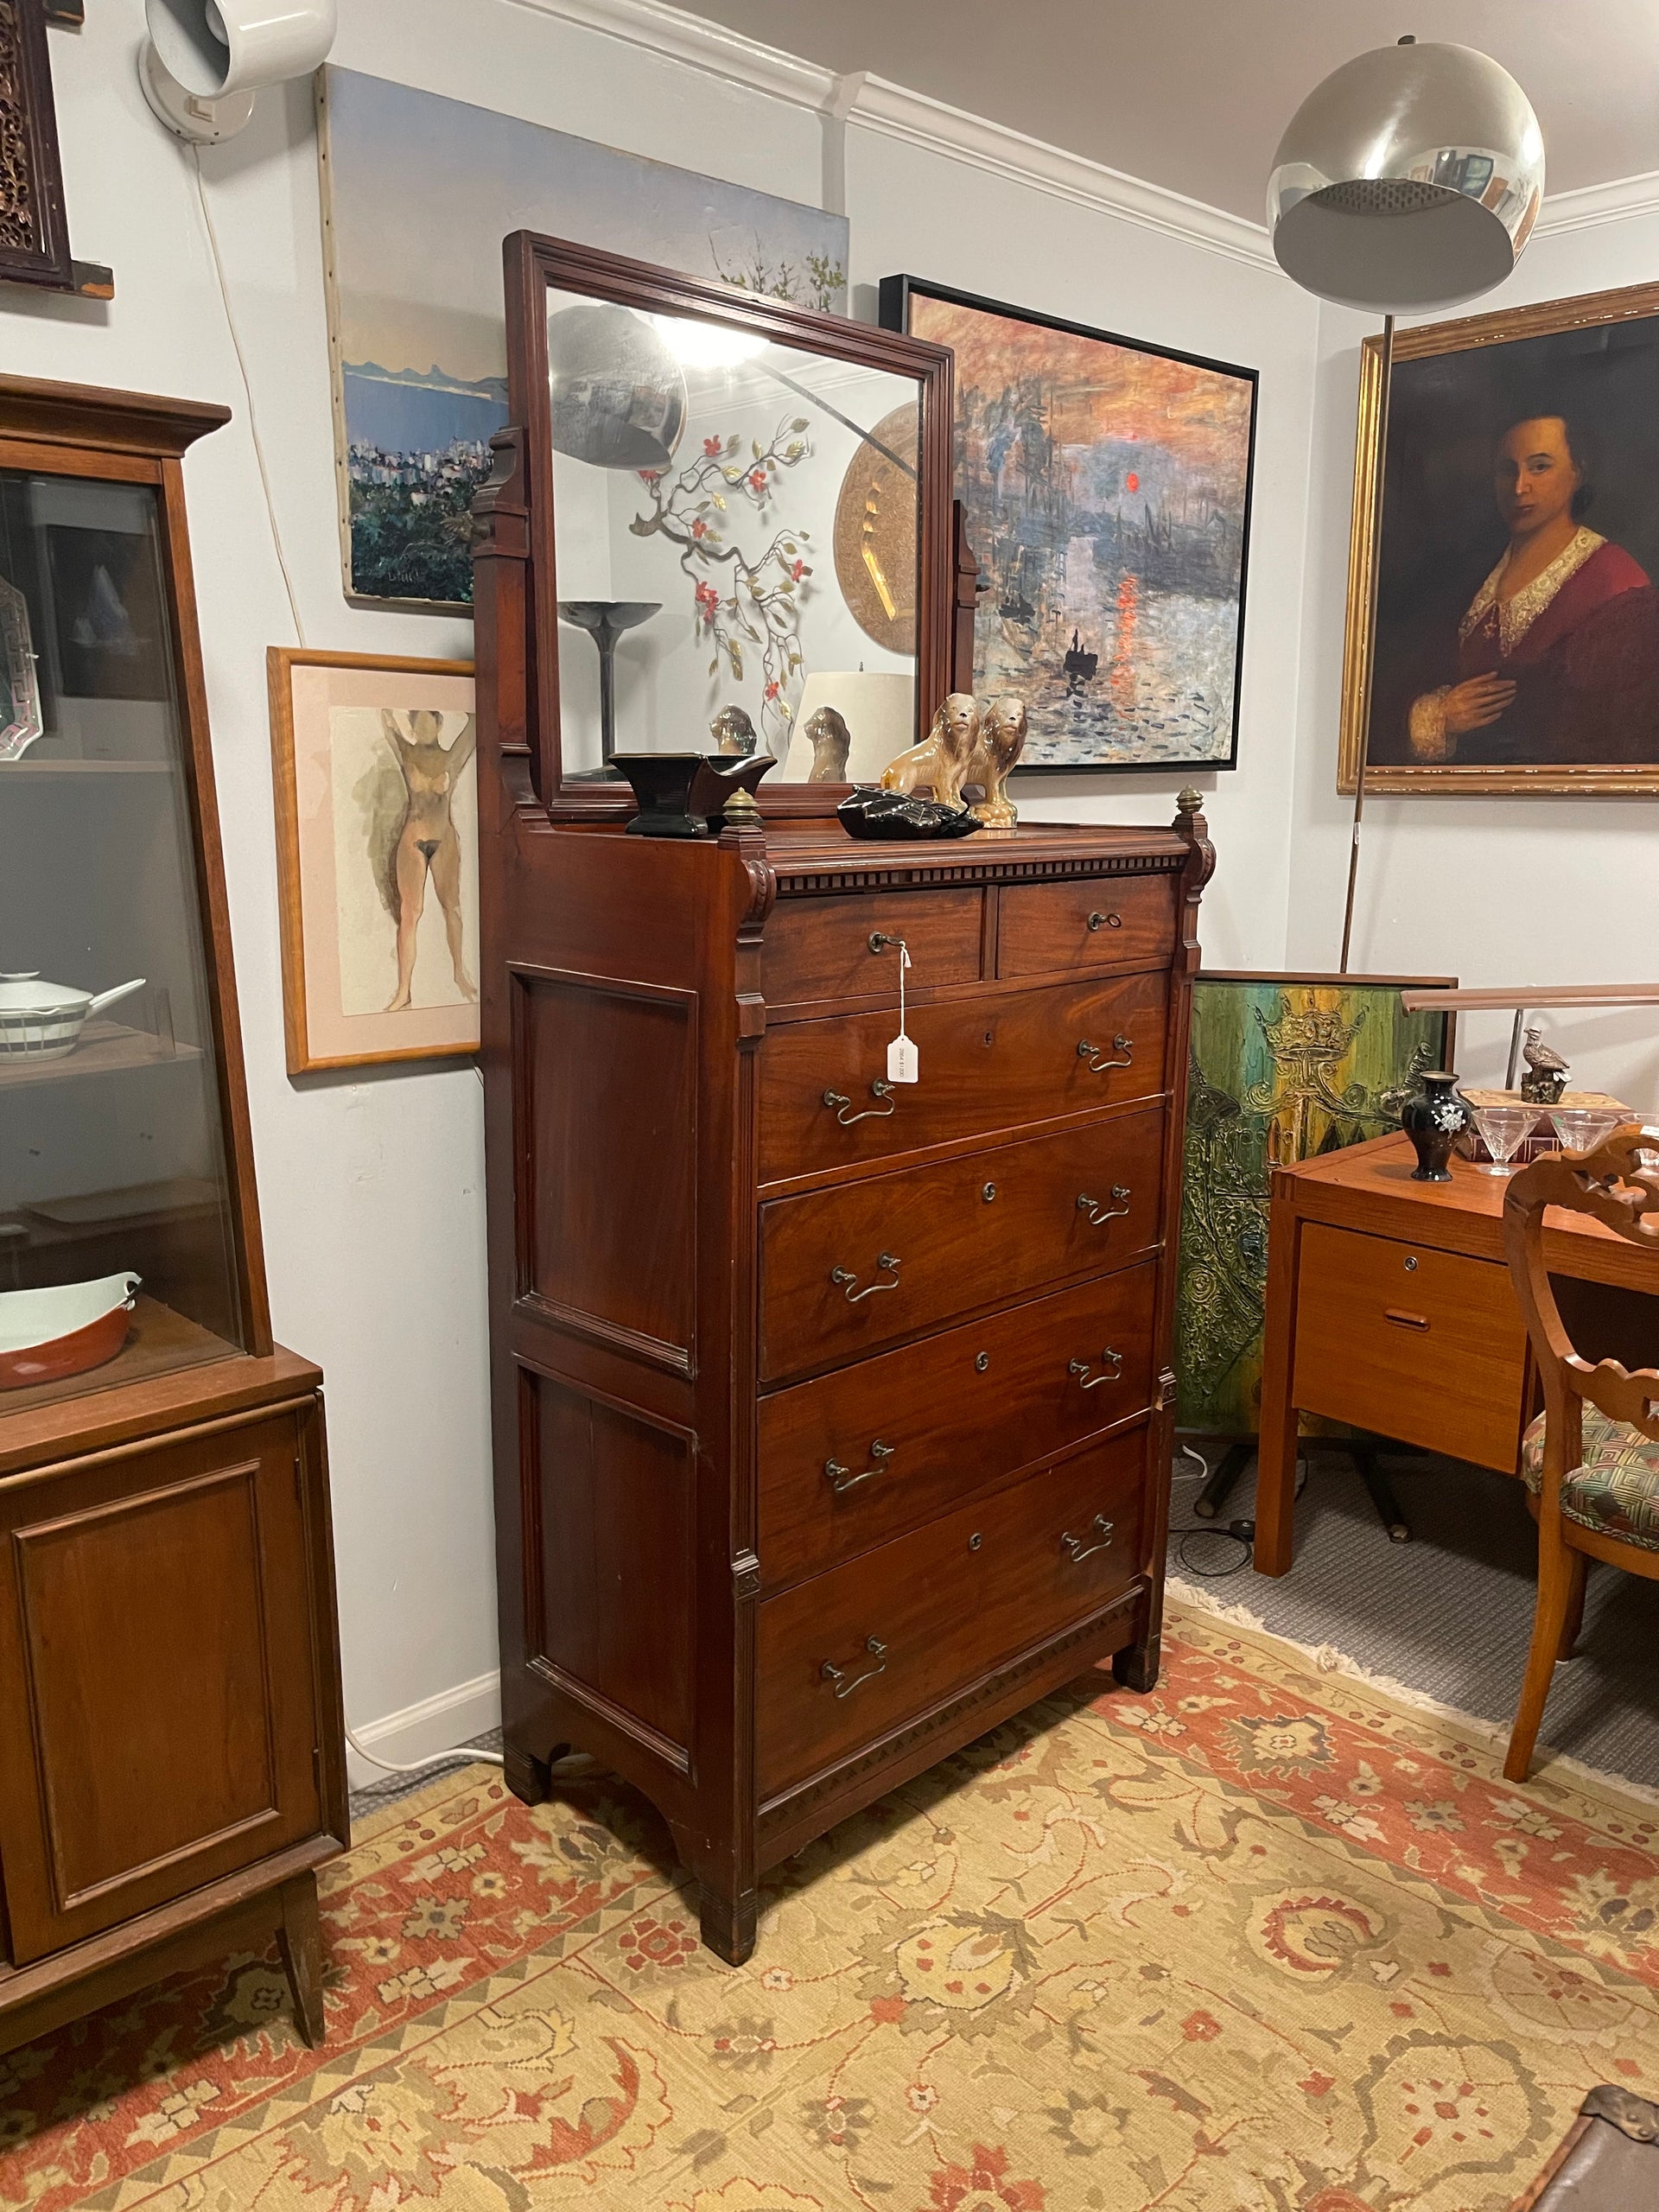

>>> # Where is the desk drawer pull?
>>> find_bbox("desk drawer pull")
[830,1252,902,1302]
[822,1636,887,1697]
[823,1081,896,1125]
[1086,910,1122,931]
[1077,1034,1133,1073]
[824,1440,894,1494]
[1060,1514,1116,1564]
[1069,1348,1124,1390]
[1385,1307,1429,1331]
[1077,1185,1131,1227]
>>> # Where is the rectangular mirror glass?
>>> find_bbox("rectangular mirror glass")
[547,290,924,785]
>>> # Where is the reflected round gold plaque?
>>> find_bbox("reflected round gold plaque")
[832,404,919,655]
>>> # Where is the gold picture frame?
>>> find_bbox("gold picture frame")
[1339,278,1659,796]
[268,647,477,1074]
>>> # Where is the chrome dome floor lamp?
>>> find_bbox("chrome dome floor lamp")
[1268,36,1545,969]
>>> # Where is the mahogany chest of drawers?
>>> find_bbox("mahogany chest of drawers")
[478,795,1212,1961]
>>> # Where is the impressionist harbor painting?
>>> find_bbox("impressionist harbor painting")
[892,279,1256,771]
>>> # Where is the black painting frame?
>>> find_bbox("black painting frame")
[880,272,1259,778]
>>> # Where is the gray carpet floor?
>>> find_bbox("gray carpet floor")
[348,1726,504,1826]
[1168,1442,1659,1792]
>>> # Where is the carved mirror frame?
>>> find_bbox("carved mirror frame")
[503,231,956,822]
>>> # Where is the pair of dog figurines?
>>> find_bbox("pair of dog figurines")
[880,692,1027,826]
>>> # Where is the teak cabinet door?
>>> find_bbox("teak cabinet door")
[0,1411,325,1964]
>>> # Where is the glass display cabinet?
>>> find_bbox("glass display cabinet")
[0,378,346,2061]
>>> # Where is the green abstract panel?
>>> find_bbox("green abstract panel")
[1175,978,1452,1437]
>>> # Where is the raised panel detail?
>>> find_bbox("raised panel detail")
[528,1374,693,1756]
[518,972,696,1363]
[16,1465,276,1909]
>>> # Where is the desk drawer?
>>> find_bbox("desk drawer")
[762,890,982,1007]
[1293,1223,1529,1471]
[757,1431,1144,1798]
[759,1262,1157,1591]
[758,971,1167,1185]
[998,874,1175,980]
[759,1106,1165,1383]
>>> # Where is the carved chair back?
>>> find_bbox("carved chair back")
[1503,1123,1659,1514]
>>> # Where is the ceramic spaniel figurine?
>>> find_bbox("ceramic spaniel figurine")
[967,694,1027,825]
[879,692,980,809]
[803,704,852,782]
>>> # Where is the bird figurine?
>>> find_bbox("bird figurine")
[1520,1025,1570,1105]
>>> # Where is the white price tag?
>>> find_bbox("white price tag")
[887,939,918,1081]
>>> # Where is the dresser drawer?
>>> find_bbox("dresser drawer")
[759,1262,1157,1591]
[998,873,1176,979]
[1293,1222,1529,1472]
[762,889,983,1008]
[759,971,1168,1185]
[759,1106,1166,1383]
[757,1431,1144,1797]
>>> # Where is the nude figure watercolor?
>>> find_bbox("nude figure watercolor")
[271,651,479,1074]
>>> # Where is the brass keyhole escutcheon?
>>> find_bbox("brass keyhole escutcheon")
[975,1351,989,1373]
[982,1031,994,1046]
[969,1532,982,1552]
[1404,1255,1418,1273]
[982,1182,997,1203]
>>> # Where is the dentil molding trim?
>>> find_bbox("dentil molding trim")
[507,0,1659,265]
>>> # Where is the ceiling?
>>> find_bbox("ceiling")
[669,1,1659,220]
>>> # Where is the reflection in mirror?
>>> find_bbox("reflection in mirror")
[546,287,923,784]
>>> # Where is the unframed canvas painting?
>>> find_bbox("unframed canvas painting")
[887,276,1256,772]
[1175,976,1452,1437]
[270,650,478,1074]
[319,67,849,609]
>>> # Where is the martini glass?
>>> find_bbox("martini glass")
[1549,1106,1623,1155]
[1471,1103,1536,1176]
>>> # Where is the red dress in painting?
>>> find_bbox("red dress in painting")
[1408,527,1659,766]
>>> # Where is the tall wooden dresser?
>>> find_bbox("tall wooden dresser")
[475,234,1213,1961]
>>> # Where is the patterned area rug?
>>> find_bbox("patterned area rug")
[3,1600,1657,2212]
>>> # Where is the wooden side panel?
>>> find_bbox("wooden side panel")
[525,1375,695,1760]
[0,1414,322,1963]
[518,971,697,1363]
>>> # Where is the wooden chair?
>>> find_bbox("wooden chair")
[1502,1123,1659,1783]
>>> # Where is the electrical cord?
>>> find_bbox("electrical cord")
[1166,1446,1307,1580]
[346,1725,505,1777]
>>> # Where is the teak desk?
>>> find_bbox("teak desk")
[1255,1132,1659,1575]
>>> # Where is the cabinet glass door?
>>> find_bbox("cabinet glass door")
[0,466,246,1408]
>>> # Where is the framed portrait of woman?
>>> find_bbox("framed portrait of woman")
[1341,280,1659,795]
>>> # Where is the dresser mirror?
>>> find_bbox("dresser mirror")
[504,233,955,818]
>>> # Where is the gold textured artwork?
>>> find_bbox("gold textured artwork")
[832,402,919,652]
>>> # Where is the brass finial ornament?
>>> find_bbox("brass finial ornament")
[1176,787,1203,817]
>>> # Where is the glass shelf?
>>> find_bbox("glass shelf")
[1,462,248,1393]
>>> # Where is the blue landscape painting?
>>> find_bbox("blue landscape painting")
[320,69,849,607]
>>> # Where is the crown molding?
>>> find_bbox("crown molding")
[845,74,1274,270]
[1535,168,1659,238]
[504,0,1278,273]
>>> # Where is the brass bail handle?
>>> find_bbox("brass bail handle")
[1069,1347,1124,1390]
[823,1080,896,1125]
[1077,1185,1131,1227]
[830,1252,902,1302]
[1077,1035,1133,1073]
[821,1635,887,1697]
[1060,1514,1116,1564]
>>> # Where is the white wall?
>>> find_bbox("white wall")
[3,0,1320,1755]
[1288,218,1659,1103]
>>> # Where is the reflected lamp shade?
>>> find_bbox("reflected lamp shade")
[1268,41,1543,310]
[546,303,688,471]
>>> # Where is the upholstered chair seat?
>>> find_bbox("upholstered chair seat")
[1521,1407,1659,1551]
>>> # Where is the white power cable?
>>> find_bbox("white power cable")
[346,1724,505,1777]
